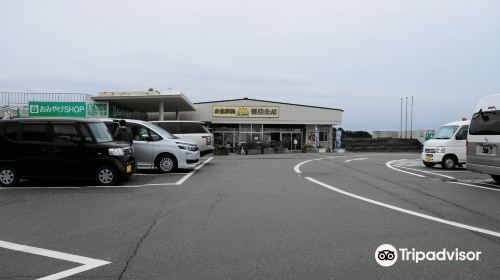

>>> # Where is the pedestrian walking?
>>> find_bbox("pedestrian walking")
[114,119,133,145]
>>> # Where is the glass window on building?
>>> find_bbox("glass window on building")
[239,124,250,133]
[319,131,328,141]
[251,124,262,132]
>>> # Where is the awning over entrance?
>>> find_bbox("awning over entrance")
[92,90,196,120]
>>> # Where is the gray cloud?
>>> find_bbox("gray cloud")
[1,0,499,130]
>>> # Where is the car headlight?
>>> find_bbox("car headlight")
[109,148,125,156]
[436,146,445,153]
[177,144,197,152]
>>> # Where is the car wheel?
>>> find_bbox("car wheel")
[95,165,118,186]
[156,154,177,173]
[491,175,500,183]
[441,155,456,170]
[423,161,435,168]
[0,167,19,187]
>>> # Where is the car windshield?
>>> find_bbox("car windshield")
[433,125,459,139]
[87,122,113,143]
[149,123,175,139]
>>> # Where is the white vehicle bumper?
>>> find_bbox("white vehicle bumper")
[178,150,201,169]
[421,152,444,163]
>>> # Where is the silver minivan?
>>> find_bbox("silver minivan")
[152,121,214,155]
[467,94,500,182]
[105,119,200,173]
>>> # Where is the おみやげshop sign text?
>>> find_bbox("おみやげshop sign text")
[28,102,87,117]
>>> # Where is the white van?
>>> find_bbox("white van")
[421,120,470,169]
[467,94,500,182]
[104,119,200,173]
[151,121,214,155]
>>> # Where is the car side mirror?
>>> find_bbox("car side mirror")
[456,132,465,140]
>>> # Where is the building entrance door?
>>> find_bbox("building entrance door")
[215,132,236,152]
[223,132,235,151]
[281,133,291,150]
[280,132,302,151]
[291,133,302,150]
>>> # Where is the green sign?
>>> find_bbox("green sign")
[425,131,435,141]
[87,103,108,118]
[28,101,87,117]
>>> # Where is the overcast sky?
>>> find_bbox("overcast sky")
[1,0,499,130]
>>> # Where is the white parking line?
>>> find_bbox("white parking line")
[450,181,500,192]
[304,177,500,238]
[385,160,426,178]
[0,157,214,190]
[295,157,500,238]
[0,240,110,280]
[423,170,468,172]
[294,160,500,237]
[396,166,456,180]
[133,173,188,176]
[471,181,500,188]
[293,155,366,174]
[344,158,368,163]
[294,159,317,174]
[175,156,213,185]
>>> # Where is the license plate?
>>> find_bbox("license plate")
[424,156,433,162]
[126,165,132,173]
[482,145,493,154]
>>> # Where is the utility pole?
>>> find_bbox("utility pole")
[410,96,414,139]
[400,97,403,139]
[405,97,408,139]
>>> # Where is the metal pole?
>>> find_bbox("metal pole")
[159,101,164,121]
[405,97,408,139]
[410,96,414,139]
[400,97,402,139]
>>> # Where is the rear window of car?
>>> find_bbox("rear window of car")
[470,110,500,135]
[155,122,180,134]
[21,123,48,141]
[179,122,209,134]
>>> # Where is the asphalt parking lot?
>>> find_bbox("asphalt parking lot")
[1,153,500,279]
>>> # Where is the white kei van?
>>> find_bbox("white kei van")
[467,94,500,182]
[421,120,470,169]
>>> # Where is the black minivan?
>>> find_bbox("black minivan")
[0,118,135,187]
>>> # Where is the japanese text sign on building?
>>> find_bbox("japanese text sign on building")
[87,103,109,118]
[28,102,87,117]
[213,106,279,118]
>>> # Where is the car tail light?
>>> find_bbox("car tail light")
[202,136,211,145]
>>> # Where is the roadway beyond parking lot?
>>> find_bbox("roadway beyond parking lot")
[1,153,500,279]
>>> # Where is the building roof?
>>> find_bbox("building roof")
[92,90,196,112]
[194,97,344,112]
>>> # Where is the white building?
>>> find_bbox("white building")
[159,97,343,151]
